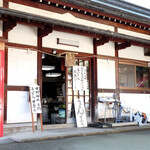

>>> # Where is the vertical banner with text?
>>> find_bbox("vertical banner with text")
[74,99,87,127]
[73,66,87,91]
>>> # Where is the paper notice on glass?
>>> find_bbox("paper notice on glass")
[29,85,42,114]
[74,98,87,128]
[73,66,87,91]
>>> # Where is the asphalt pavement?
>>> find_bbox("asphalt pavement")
[0,130,150,150]
[0,123,150,145]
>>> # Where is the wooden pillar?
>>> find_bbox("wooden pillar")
[3,23,8,123]
[37,28,42,96]
[115,27,120,100]
[91,38,98,122]
[3,0,9,8]
[37,28,43,129]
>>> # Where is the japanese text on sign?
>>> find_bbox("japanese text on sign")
[73,66,87,91]
[74,98,87,128]
[30,85,42,114]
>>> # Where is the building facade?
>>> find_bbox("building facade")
[0,0,150,136]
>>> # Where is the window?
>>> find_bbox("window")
[119,64,150,88]
[136,66,149,88]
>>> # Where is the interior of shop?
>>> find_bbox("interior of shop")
[42,53,66,124]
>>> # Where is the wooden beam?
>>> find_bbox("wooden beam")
[38,26,53,38]
[5,85,28,91]
[115,42,131,50]
[95,37,109,47]
[3,20,17,32]
[98,88,150,94]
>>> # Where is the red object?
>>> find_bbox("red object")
[0,50,4,137]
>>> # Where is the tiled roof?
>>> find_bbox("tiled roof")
[63,0,150,24]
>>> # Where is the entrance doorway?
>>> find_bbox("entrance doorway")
[42,54,66,124]
[42,54,92,125]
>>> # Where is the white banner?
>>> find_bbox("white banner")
[29,85,42,114]
[73,66,87,91]
[74,98,87,127]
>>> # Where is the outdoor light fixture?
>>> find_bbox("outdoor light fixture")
[57,38,79,47]
[42,65,55,71]
[52,49,56,54]
[45,73,61,77]
[42,54,45,59]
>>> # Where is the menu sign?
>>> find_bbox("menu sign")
[29,85,42,114]
[74,98,87,128]
[73,66,87,91]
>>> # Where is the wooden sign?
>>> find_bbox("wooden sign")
[74,98,87,128]
[29,84,43,132]
[73,66,87,91]
[30,85,42,114]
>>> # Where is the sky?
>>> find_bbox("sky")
[124,0,150,9]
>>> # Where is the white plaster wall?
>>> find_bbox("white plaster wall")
[97,41,115,56]
[119,45,150,61]
[0,0,3,7]
[97,59,116,89]
[8,48,37,86]
[43,30,93,54]
[7,91,37,123]
[8,24,37,46]
[120,93,150,122]
[0,21,3,37]
[9,2,114,32]
[118,28,150,40]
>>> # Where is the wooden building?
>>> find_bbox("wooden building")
[0,0,150,135]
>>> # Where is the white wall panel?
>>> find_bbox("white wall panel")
[8,48,37,86]
[9,2,114,32]
[97,59,116,89]
[119,45,150,61]
[120,93,150,122]
[97,41,115,56]
[43,30,93,54]
[118,28,150,40]
[8,24,37,46]
[0,0,3,7]
[7,91,37,123]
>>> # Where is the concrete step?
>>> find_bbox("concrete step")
[4,123,75,135]
[112,122,138,127]
[4,123,36,134]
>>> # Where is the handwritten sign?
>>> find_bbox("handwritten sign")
[74,98,87,127]
[29,85,42,114]
[73,66,87,91]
